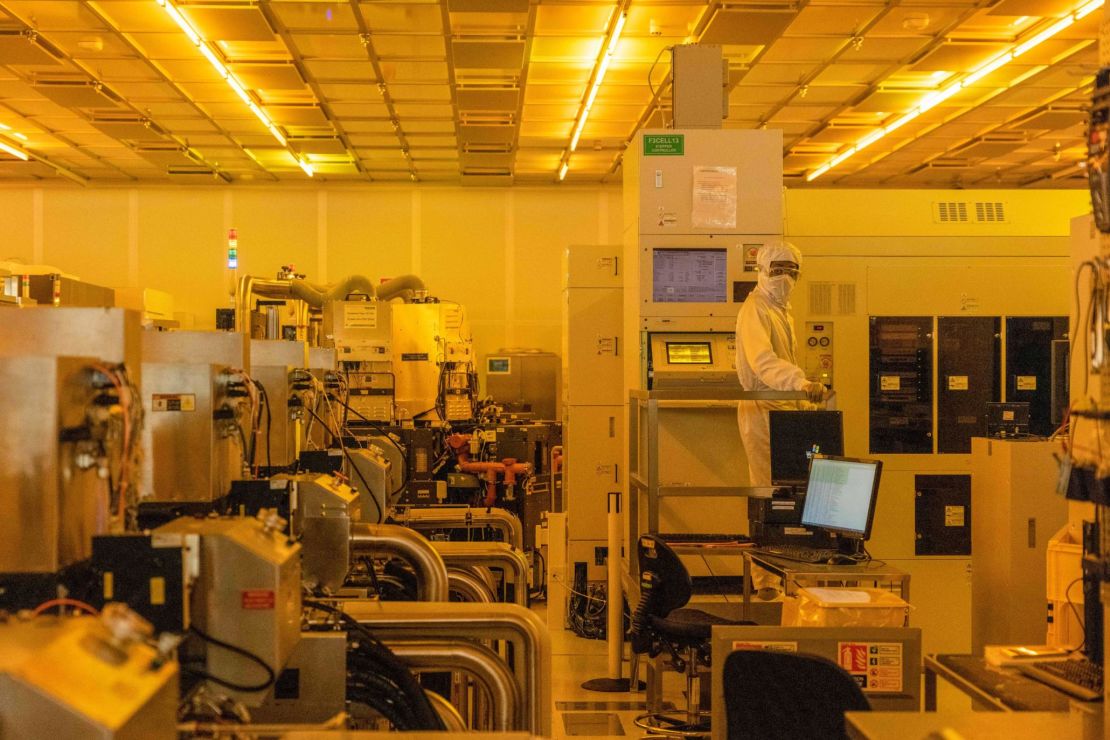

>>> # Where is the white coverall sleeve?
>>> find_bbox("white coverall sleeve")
[738,308,808,391]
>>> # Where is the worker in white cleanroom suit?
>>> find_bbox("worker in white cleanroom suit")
[735,241,828,487]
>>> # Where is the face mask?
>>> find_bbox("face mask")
[765,274,796,305]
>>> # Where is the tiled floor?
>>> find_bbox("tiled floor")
[538,603,687,740]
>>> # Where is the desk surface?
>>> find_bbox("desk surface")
[747,552,908,578]
[926,654,1079,712]
[846,710,1102,739]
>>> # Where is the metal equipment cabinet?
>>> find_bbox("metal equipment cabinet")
[969,437,1067,653]
[562,244,623,581]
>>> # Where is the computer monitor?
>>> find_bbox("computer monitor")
[800,455,882,546]
[651,248,728,303]
[769,410,844,486]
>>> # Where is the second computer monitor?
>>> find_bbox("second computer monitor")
[801,455,882,542]
[769,410,844,486]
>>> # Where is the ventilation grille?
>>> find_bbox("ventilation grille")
[934,202,968,223]
[975,201,1005,222]
[933,201,1007,224]
[809,282,857,316]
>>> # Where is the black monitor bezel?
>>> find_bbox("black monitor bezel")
[768,409,845,486]
[800,454,882,541]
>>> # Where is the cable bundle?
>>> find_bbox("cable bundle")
[304,600,444,731]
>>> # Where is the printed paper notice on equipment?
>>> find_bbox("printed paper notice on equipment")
[691,166,737,229]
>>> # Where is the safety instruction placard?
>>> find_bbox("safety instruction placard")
[1016,375,1037,391]
[152,393,195,412]
[731,641,798,653]
[344,302,377,329]
[837,642,903,693]
[945,505,966,527]
[947,375,969,391]
[880,376,901,392]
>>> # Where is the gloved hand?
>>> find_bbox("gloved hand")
[803,381,827,404]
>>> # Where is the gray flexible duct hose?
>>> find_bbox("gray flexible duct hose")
[290,275,377,307]
[377,274,426,303]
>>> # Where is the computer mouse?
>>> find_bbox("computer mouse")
[826,555,855,565]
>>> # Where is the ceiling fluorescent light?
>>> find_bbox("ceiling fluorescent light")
[805,0,1103,182]
[557,5,626,181]
[155,0,310,175]
[0,138,29,161]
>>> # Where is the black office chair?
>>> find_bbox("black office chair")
[722,649,870,740]
[630,535,755,737]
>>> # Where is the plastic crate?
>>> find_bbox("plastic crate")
[782,587,911,628]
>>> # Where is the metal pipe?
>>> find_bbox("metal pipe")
[448,568,496,603]
[398,506,523,551]
[339,600,551,736]
[388,640,522,731]
[349,522,449,602]
[424,687,468,732]
[433,541,531,606]
[177,714,347,735]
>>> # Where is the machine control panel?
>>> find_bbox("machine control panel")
[803,321,833,388]
[648,332,739,390]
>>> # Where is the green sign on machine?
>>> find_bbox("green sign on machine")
[643,134,684,156]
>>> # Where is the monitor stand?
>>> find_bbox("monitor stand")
[836,538,866,558]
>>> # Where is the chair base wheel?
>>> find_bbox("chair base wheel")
[633,711,710,738]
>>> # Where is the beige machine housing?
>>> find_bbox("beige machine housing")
[282,473,362,591]
[250,338,309,467]
[485,348,562,420]
[0,615,178,739]
[392,302,473,420]
[0,355,105,572]
[140,362,243,503]
[154,515,301,705]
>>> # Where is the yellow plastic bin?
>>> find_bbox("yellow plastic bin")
[781,587,911,628]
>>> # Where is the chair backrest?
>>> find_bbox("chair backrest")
[637,535,692,616]
[722,649,870,740]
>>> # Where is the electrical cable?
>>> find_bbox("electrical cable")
[303,599,443,730]
[254,380,273,471]
[305,406,384,524]
[1065,576,1086,653]
[31,598,98,616]
[185,625,277,693]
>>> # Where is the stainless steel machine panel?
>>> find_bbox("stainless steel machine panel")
[154,516,302,704]
[0,615,178,738]
[142,330,249,368]
[347,448,390,524]
[141,362,242,502]
[485,350,561,420]
[251,632,347,724]
[284,473,361,591]
[324,299,392,363]
[0,356,104,573]
[251,339,308,468]
[0,307,142,386]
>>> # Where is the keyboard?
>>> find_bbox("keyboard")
[1019,658,1103,701]
[657,532,751,545]
[752,544,839,563]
